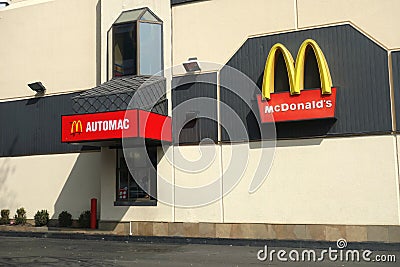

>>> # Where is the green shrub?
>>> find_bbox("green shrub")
[78,210,91,228]
[34,210,49,227]
[14,207,27,225]
[58,211,72,227]
[0,209,10,225]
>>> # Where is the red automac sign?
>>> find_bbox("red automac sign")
[257,88,337,123]
[62,110,171,143]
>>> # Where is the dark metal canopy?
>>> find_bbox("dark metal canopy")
[72,75,167,115]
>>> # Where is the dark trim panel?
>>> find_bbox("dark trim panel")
[392,51,400,131]
[171,0,207,6]
[221,24,392,141]
[172,73,218,145]
[0,93,98,157]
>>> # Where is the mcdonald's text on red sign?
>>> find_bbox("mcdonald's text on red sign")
[257,88,337,123]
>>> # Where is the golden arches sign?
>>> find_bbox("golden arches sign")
[71,120,83,134]
[261,39,332,100]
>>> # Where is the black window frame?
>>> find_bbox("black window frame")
[114,147,158,206]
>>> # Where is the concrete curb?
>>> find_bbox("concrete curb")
[0,230,399,251]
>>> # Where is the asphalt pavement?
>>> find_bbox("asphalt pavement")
[0,236,398,266]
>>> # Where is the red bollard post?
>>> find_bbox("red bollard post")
[90,198,97,229]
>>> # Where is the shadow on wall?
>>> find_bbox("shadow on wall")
[0,136,18,209]
[50,0,128,223]
[52,153,97,219]
[52,152,129,225]
[0,158,17,209]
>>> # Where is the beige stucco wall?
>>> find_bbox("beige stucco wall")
[0,0,173,100]
[172,0,400,75]
[7,0,28,4]
[297,0,400,50]
[173,145,223,222]
[172,0,296,74]
[103,136,399,225]
[0,152,101,219]
[0,0,98,100]
[223,135,400,225]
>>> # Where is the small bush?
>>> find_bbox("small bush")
[14,207,27,225]
[58,211,72,227]
[0,209,10,225]
[34,210,49,227]
[78,210,91,228]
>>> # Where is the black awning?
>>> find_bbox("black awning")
[62,75,171,146]
[72,75,167,115]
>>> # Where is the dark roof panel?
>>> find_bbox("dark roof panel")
[72,75,167,115]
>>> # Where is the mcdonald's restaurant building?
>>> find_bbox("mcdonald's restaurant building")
[1,0,400,243]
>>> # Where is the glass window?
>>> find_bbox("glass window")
[113,24,137,77]
[110,8,163,78]
[116,148,157,205]
[139,22,162,75]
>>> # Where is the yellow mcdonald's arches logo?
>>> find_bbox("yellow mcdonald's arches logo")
[71,120,83,134]
[262,39,332,100]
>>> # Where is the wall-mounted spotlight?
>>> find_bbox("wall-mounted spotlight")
[186,111,199,121]
[0,1,10,9]
[28,82,46,94]
[183,57,201,73]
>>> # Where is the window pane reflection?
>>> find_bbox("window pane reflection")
[113,24,137,77]
[139,22,162,75]
[116,148,157,202]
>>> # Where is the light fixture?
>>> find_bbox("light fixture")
[0,1,10,8]
[28,82,46,94]
[186,111,199,121]
[183,57,201,72]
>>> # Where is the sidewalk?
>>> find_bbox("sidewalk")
[1,225,400,251]
[0,224,113,235]
[0,224,117,240]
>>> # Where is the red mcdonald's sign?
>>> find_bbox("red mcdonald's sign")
[257,39,337,123]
